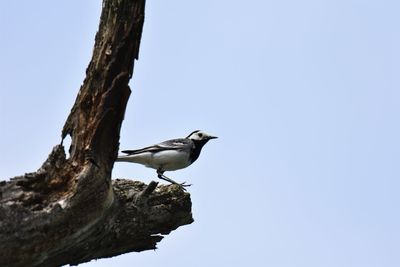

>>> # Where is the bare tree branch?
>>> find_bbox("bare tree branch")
[0,1,193,266]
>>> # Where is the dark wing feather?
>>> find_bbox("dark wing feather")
[121,138,191,155]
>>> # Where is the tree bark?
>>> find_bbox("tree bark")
[0,1,193,266]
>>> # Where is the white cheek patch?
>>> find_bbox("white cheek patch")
[189,131,210,141]
[191,135,200,141]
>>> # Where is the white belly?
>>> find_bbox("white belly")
[118,150,191,171]
[150,150,191,171]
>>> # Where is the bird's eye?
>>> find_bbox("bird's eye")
[198,133,203,138]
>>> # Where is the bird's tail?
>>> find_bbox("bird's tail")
[115,155,134,162]
[115,154,148,164]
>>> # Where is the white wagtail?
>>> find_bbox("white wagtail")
[116,130,217,187]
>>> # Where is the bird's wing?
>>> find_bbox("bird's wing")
[121,138,192,155]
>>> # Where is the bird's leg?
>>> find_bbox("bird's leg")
[157,170,191,188]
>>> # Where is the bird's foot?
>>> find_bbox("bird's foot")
[157,173,191,190]
[180,182,192,187]
[168,181,191,191]
[179,182,192,190]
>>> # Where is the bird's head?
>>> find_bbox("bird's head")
[186,130,218,142]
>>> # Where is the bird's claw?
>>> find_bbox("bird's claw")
[179,182,192,191]
[180,182,192,187]
[174,182,192,191]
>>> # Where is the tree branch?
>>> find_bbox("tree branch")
[0,1,193,266]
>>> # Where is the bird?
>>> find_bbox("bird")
[116,130,217,187]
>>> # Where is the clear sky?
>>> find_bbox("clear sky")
[1,1,399,267]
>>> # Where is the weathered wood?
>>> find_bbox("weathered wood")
[0,1,193,266]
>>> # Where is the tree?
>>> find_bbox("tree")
[0,1,193,266]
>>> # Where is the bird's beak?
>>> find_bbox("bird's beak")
[208,135,218,140]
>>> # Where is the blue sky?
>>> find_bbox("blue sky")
[1,1,399,267]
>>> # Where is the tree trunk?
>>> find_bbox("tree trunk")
[0,1,193,266]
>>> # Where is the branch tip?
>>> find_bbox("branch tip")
[142,181,158,197]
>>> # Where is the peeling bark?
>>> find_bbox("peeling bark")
[0,1,193,266]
